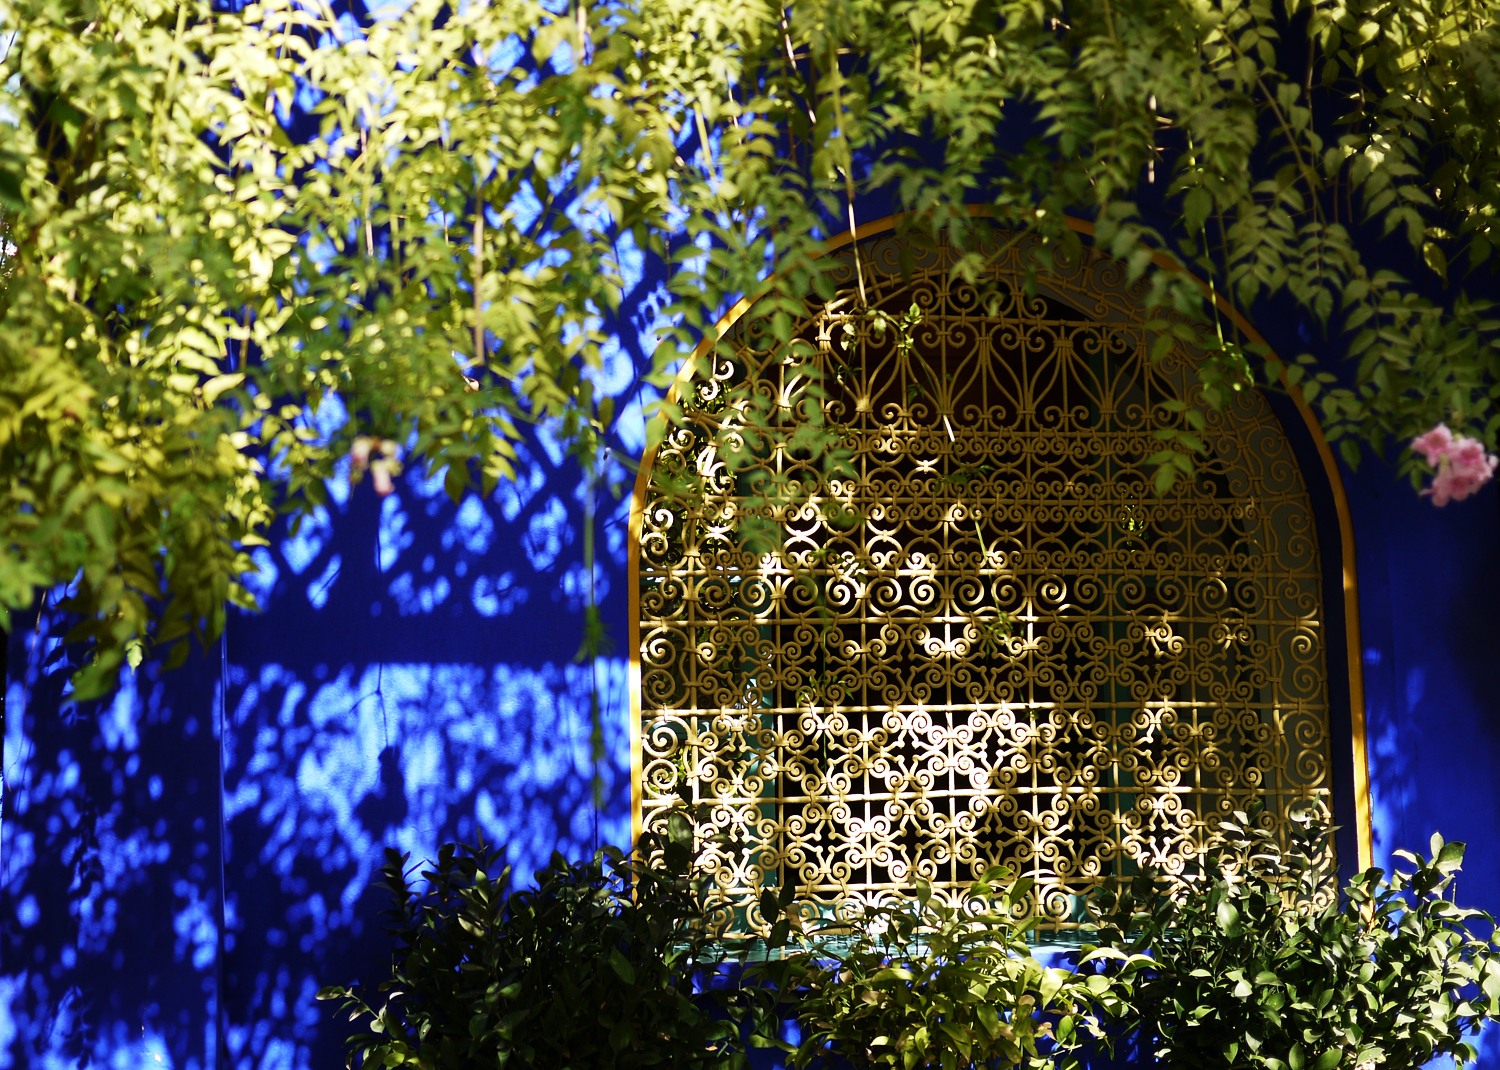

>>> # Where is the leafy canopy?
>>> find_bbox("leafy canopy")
[2,0,1498,688]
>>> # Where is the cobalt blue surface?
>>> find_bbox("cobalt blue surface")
[2,421,647,1068]
[1343,465,1500,1069]
[0,231,668,1067]
[1,625,225,1069]
[6,233,1500,1067]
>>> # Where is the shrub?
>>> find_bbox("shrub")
[751,868,1124,1070]
[317,816,741,1069]
[1088,806,1500,1070]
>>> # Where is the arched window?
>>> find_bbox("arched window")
[630,228,1335,937]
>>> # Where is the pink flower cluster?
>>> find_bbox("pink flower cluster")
[350,435,402,496]
[1410,424,1498,506]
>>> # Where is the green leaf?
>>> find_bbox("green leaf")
[767,918,791,949]
[1482,963,1500,1003]
[202,373,245,404]
[1423,241,1448,282]
[760,887,782,926]
[609,948,636,985]
[1216,900,1243,936]
[1184,188,1213,235]
[915,878,932,907]
[0,151,24,211]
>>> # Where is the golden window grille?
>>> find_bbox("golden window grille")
[632,230,1332,938]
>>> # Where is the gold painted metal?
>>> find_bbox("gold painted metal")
[632,228,1336,936]
[1094,216,1372,874]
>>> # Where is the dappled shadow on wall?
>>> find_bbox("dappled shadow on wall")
[219,439,633,1070]
[0,208,664,1066]
[0,437,635,1070]
[1,624,225,1070]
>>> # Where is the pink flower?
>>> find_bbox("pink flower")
[1450,438,1494,478]
[371,461,395,496]
[1412,423,1498,506]
[1428,470,1465,507]
[350,436,374,472]
[1410,424,1455,467]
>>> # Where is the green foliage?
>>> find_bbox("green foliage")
[316,817,744,1069]
[6,0,1500,688]
[0,0,282,688]
[751,869,1127,1070]
[1088,807,1500,1070]
[0,0,716,689]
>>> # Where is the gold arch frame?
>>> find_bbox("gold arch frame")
[627,213,1373,876]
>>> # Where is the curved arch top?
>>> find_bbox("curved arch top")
[628,215,1372,931]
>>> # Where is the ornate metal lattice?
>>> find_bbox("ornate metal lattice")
[632,231,1331,936]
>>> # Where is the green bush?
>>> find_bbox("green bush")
[326,813,1500,1070]
[1088,807,1500,1070]
[317,816,741,1070]
[750,868,1125,1070]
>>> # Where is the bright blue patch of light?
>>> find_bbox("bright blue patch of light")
[406,462,446,500]
[387,572,451,616]
[587,337,635,399]
[614,229,645,297]
[443,494,495,554]
[245,547,280,608]
[471,572,528,618]
[283,508,333,576]
[495,443,546,522]
[487,34,525,73]
[311,393,349,445]
[326,459,352,509]
[559,560,609,611]
[523,497,572,572]
[308,554,342,609]
[533,418,568,467]
[377,497,413,572]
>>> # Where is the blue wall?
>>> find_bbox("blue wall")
[1344,468,1500,889]
[1,426,644,1068]
[1344,463,1500,1070]
[0,226,671,1067]
[6,257,1500,1068]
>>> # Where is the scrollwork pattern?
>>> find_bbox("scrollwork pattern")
[636,232,1332,935]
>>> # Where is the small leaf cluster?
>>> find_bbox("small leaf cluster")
[752,869,1125,1070]
[1089,807,1500,1070]
[317,817,743,1070]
